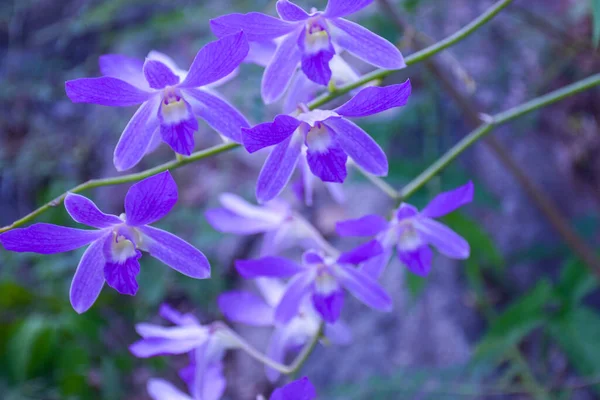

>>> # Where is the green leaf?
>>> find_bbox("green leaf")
[548,307,600,395]
[6,315,58,382]
[0,282,34,309]
[592,0,600,47]
[554,258,598,309]
[474,280,553,361]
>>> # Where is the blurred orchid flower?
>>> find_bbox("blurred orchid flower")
[219,278,351,382]
[337,182,474,277]
[132,304,239,400]
[205,193,338,255]
[236,240,391,324]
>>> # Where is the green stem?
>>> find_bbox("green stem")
[307,0,514,110]
[229,323,323,375]
[399,73,600,201]
[0,143,239,233]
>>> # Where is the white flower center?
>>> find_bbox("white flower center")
[306,122,332,152]
[304,19,330,54]
[160,87,189,124]
[397,223,422,251]
[109,232,138,263]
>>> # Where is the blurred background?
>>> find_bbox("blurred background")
[1,0,599,398]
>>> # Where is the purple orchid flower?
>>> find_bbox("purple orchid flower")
[242,82,411,203]
[235,240,392,324]
[0,172,209,313]
[205,193,345,255]
[211,0,405,103]
[131,304,237,400]
[270,376,317,400]
[336,181,474,277]
[219,278,351,381]
[65,32,250,171]
[205,193,295,256]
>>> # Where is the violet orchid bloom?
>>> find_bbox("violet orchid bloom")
[0,172,209,313]
[270,377,317,400]
[205,193,344,255]
[219,278,351,382]
[211,0,405,103]
[131,304,237,400]
[242,82,411,203]
[205,193,295,256]
[336,181,474,277]
[65,32,250,171]
[235,240,392,324]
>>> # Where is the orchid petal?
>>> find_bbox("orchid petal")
[275,271,315,323]
[421,181,474,218]
[326,118,387,176]
[324,0,373,18]
[218,291,274,326]
[210,13,298,41]
[256,135,303,203]
[262,29,302,104]
[99,54,148,89]
[143,59,180,89]
[180,32,249,88]
[0,223,104,254]
[277,0,310,21]
[330,18,405,69]
[138,225,210,279]
[414,218,470,259]
[335,263,392,311]
[104,247,141,296]
[336,214,388,237]
[130,337,206,358]
[65,77,153,106]
[124,171,178,226]
[398,244,433,276]
[147,379,192,400]
[159,303,199,326]
[64,193,121,228]
[205,208,279,234]
[242,114,300,153]
[114,96,161,171]
[312,289,344,323]
[306,143,348,183]
[334,81,412,118]
[70,237,106,313]
[271,377,317,400]
[159,110,198,156]
[361,249,393,279]
[236,257,304,279]
[184,88,249,142]
[245,41,277,67]
[337,239,383,265]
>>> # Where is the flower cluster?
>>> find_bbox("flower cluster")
[0,0,476,397]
